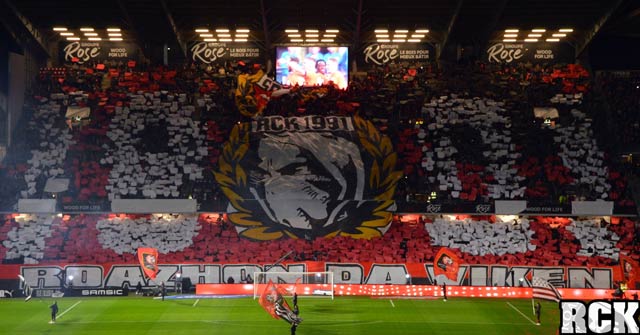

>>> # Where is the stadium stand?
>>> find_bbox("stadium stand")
[1,213,637,268]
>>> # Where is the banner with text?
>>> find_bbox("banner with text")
[359,43,434,67]
[485,42,574,64]
[59,41,139,64]
[0,262,623,290]
[189,41,262,64]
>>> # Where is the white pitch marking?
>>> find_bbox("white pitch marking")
[389,299,395,308]
[57,301,82,320]
[192,299,200,307]
[506,302,537,325]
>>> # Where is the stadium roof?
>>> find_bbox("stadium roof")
[4,0,640,58]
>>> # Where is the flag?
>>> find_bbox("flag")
[433,247,461,281]
[137,247,159,280]
[532,276,562,302]
[18,275,33,302]
[235,69,265,117]
[619,254,639,289]
[259,280,281,319]
[259,280,297,321]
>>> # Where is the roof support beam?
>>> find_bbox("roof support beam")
[116,0,147,60]
[260,0,271,53]
[353,0,364,50]
[160,0,187,58]
[478,0,508,52]
[575,0,624,58]
[437,0,463,59]
[0,0,49,57]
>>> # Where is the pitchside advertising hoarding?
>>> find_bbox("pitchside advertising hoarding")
[359,43,435,67]
[188,41,261,64]
[485,41,574,64]
[59,41,139,64]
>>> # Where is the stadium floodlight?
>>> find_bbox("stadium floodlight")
[236,28,250,33]
[559,28,573,32]
[84,32,98,36]
[374,29,388,33]
[200,33,213,37]
[80,27,94,31]
[60,32,74,36]
[392,39,406,43]
[411,34,426,38]
[285,29,298,33]
[504,29,519,33]
[216,28,230,32]
[203,38,217,42]
[305,39,319,43]
[219,38,232,42]
[552,33,566,37]
[108,33,122,36]
[524,38,538,42]
[326,29,339,33]
[107,28,121,32]
[395,29,409,33]
[503,34,518,38]
[407,39,421,43]
[88,37,102,41]
[290,39,304,42]
[393,34,407,38]
[323,34,337,38]
[503,39,517,42]
[66,37,80,41]
[110,38,123,41]
[234,38,248,42]
[53,27,67,31]
[305,29,319,33]
[288,34,301,38]
[531,28,546,32]
[415,29,429,33]
[377,39,391,43]
[321,39,334,43]
[235,34,249,38]
[195,28,209,33]
[546,38,560,42]
[218,33,232,37]
[305,34,320,37]
[528,34,542,38]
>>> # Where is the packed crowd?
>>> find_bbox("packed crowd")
[0,213,637,268]
[0,59,637,214]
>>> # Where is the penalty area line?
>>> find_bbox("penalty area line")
[506,302,537,325]
[389,299,395,308]
[193,299,200,307]
[57,301,82,320]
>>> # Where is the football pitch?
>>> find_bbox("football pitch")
[0,296,559,334]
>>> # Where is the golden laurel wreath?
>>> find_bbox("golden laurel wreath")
[213,116,402,240]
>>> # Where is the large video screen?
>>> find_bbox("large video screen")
[276,46,349,89]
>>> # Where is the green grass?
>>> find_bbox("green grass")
[0,295,559,335]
